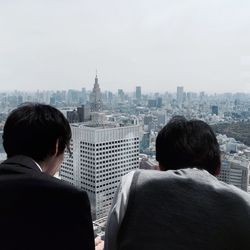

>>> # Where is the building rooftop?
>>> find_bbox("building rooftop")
[71,122,139,130]
[71,122,118,129]
[223,154,250,168]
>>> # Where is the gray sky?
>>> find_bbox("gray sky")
[0,0,250,93]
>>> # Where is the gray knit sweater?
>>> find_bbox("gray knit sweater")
[105,168,250,250]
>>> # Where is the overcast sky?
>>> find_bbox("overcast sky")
[0,0,250,93]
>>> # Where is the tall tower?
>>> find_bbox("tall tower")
[176,86,184,108]
[136,86,141,101]
[60,123,140,220]
[90,73,102,112]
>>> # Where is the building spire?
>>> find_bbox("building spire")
[95,70,98,85]
[91,71,102,112]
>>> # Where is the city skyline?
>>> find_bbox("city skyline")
[1,83,250,95]
[1,86,250,96]
[1,1,250,92]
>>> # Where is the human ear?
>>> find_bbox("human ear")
[214,165,221,176]
[51,139,59,156]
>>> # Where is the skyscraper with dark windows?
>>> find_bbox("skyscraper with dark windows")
[211,105,219,115]
[77,104,91,122]
[66,104,91,123]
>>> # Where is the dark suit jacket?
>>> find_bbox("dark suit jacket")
[0,155,95,250]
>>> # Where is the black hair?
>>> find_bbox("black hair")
[3,103,71,162]
[156,116,221,175]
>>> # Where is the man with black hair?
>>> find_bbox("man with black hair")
[0,103,94,250]
[105,116,250,250]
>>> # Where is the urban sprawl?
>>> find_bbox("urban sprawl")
[0,75,250,235]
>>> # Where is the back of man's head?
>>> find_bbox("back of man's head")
[3,103,71,162]
[156,116,221,175]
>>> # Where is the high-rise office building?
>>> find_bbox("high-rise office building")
[60,123,140,220]
[140,132,150,152]
[177,86,184,108]
[211,105,219,115]
[217,156,249,191]
[136,86,141,101]
[66,109,79,123]
[77,104,91,122]
[67,89,81,105]
[118,89,125,103]
[90,74,102,112]
[67,104,91,123]
[156,97,162,108]
[199,91,205,103]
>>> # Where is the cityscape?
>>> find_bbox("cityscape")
[1,0,250,248]
[0,74,250,235]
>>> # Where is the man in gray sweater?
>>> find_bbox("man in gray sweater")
[105,116,250,250]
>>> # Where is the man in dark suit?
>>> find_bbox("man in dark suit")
[0,103,95,250]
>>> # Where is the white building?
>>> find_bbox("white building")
[218,156,249,191]
[225,142,237,153]
[60,123,140,220]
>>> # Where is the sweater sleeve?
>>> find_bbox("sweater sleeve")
[104,171,135,250]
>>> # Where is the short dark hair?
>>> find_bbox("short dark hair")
[3,103,71,162]
[156,116,221,175]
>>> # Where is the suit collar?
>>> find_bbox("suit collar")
[2,155,42,173]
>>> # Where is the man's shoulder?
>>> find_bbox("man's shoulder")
[134,168,224,187]
[132,168,202,185]
[39,172,81,193]
[0,155,87,199]
[133,168,250,204]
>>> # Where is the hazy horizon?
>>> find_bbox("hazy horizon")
[1,0,250,92]
[1,87,250,96]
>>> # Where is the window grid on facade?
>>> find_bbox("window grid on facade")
[60,124,140,220]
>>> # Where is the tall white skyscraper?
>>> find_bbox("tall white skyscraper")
[60,123,140,220]
[217,156,249,191]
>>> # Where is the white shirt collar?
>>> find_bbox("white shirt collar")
[33,160,43,172]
